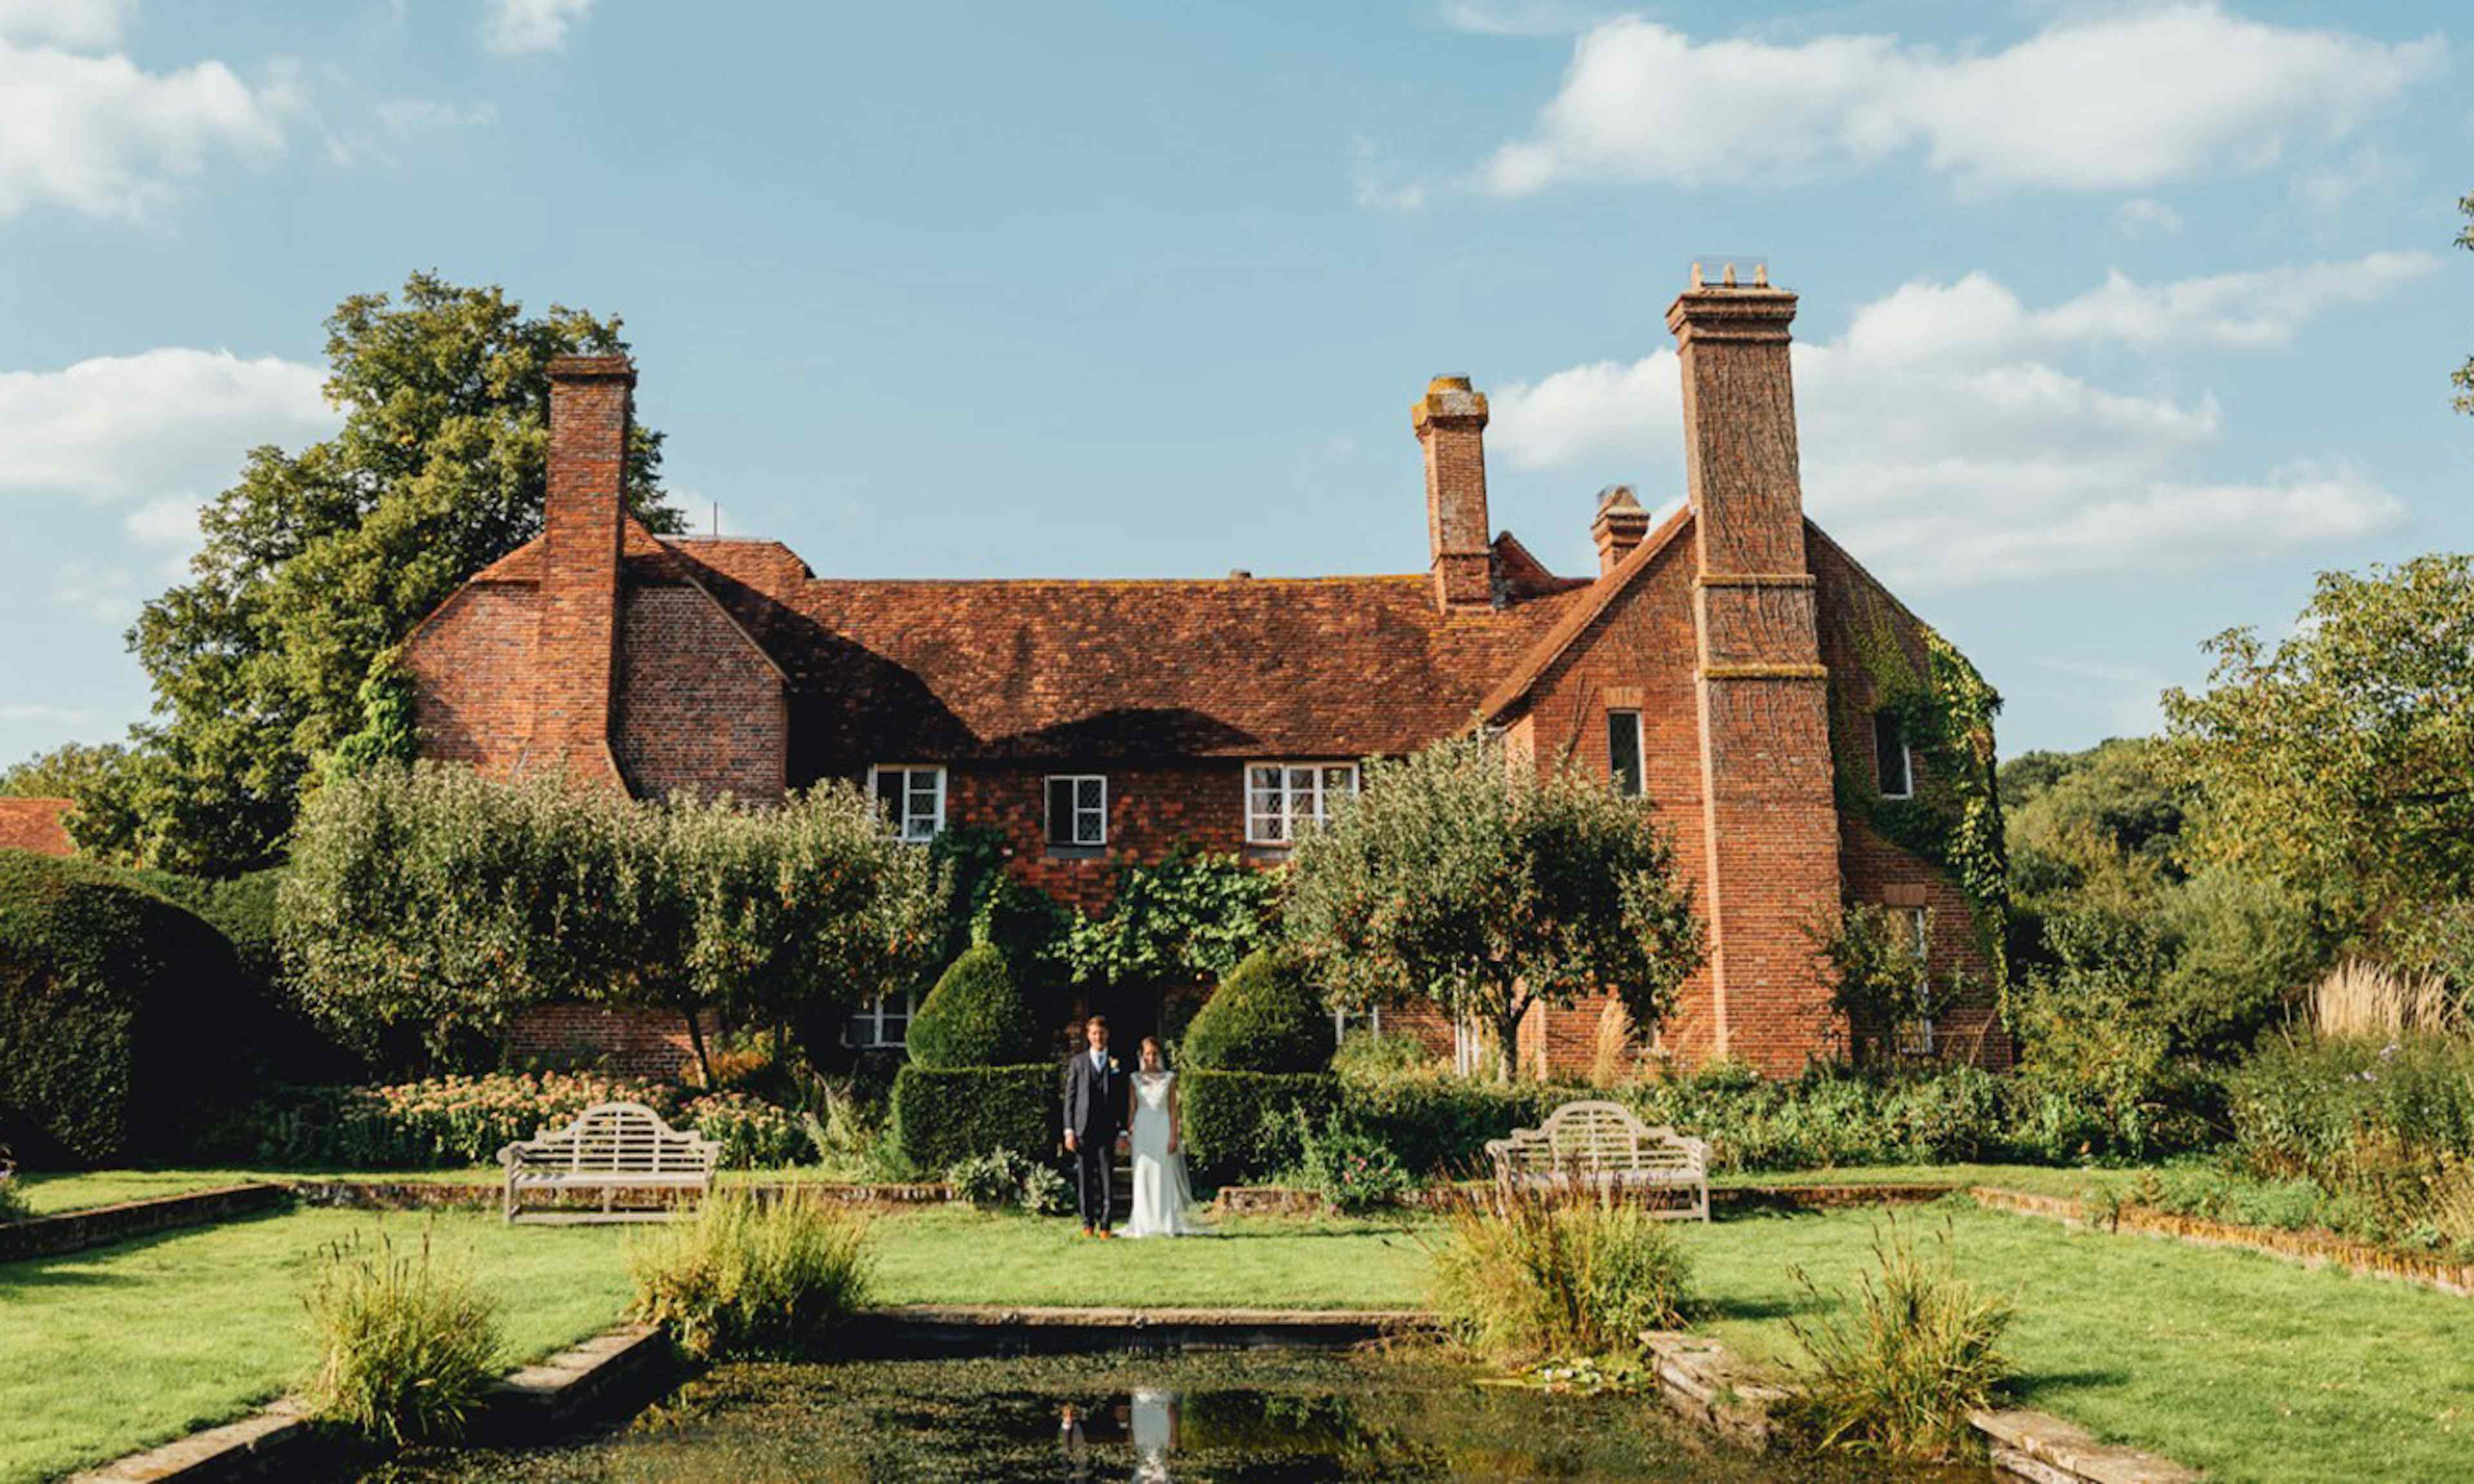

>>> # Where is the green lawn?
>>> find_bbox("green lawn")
[1676,1199,2474,1484]
[0,1208,635,1484]
[6,1183,2468,1484]
[12,1168,279,1216]
[866,1208,1434,1309]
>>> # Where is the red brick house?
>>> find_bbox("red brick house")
[0,799,75,859]
[404,277,2005,1079]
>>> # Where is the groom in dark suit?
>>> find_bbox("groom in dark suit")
[1062,1014,1127,1237]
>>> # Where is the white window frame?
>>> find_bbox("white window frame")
[1244,761,1359,846]
[1607,709,1645,798]
[1874,713,1913,800]
[1452,1014,1488,1077]
[1333,1003,1383,1045]
[1044,774,1108,849]
[868,764,946,842]
[847,992,917,1049]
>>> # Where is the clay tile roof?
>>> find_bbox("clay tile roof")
[0,797,74,857]
[662,542,1597,764]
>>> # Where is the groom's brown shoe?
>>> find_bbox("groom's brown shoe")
[1097,1228,1115,1239]
[1080,1226,1094,1238]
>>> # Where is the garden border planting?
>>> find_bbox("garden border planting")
[1210,1179,1961,1217]
[288,1178,954,1211]
[1967,1185,2474,1298]
[0,1183,290,1262]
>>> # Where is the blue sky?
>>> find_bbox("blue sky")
[2,0,2468,765]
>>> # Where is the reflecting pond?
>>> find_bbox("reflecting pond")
[368,1349,1978,1482]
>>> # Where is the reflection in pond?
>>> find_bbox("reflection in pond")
[369,1349,1977,1482]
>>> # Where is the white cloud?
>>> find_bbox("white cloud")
[1350,137,1426,212]
[377,97,498,137]
[482,0,593,55]
[2113,198,2184,236]
[0,0,130,48]
[52,561,135,625]
[1486,255,2421,585]
[0,701,99,726]
[1484,6,2442,195]
[0,348,334,502]
[0,37,292,219]
[1440,0,1602,36]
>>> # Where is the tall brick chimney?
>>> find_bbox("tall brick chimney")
[1665,272,1842,1075]
[1591,484,1650,575]
[526,353,635,788]
[1412,376,1494,611]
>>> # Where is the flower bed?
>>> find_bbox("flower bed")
[225,1072,809,1170]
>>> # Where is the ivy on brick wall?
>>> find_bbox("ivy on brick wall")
[1062,844,1282,987]
[325,650,419,780]
[1836,614,2012,1000]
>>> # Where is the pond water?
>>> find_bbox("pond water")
[367,1349,1971,1482]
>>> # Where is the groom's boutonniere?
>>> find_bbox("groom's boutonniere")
[1108,1057,1120,1073]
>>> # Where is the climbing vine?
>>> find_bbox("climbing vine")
[1062,843,1283,987]
[1833,608,2012,1004]
[325,649,419,779]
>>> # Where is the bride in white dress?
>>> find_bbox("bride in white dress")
[1123,1037,1204,1239]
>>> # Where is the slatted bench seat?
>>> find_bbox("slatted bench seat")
[1484,1100,1709,1221]
[497,1100,720,1224]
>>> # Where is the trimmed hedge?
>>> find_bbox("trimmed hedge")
[905,944,1045,1069]
[892,1063,1056,1173]
[1182,1069,1339,1179]
[0,852,251,1165]
[1340,1074,1566,1177]
[1184,949,1334,1074]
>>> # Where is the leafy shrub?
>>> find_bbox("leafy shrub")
[946,1147,1070,1213]
[303,1230,503,1445]
[1183,949,1335,1074]
[1783,1219,2013,1461]
[890,1063,1055,1173]
[1182,1070,1337,1179]
[1337,1067,1564,1176]
[1427,1182,1691,1360]
[219,1072,808,1170]
[1287,1112,1410,1213]
[0,852,254,1165]
[680,1090,812,1168]
[906,944,1046,1069]
[628,1190,872,1360]
[1062,844,1281,987]
[2224,1033,2474,1237]
[1328,1029,1435,1080]
[0,1148,26,1224]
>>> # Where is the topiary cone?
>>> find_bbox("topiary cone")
[904,942,1045,1069]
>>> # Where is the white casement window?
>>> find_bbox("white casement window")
[1333,1004,1383,1045]
[1452,1015,1488,1077]
[1045,775,1108,848]
[1874,712,1913,799]
[847,993,916,1049]
[1245,762,1359,845]
[869,765,946,842]
[1607,710,1645,798]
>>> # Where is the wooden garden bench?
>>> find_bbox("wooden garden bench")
[497,1100,720,1224]
[1484,1100,1709,1221]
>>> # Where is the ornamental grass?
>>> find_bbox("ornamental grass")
[301,1228,503,1445]
[628,1189,873,1360]
[1426,1177,1691,1361]
[1781,1215,2013,1461]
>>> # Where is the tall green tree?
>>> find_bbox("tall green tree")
[1283,732,1704,1082]
[75,273,679,875]
[2163,555,2474,947]
[0,742,124,800]
[2455,191,2473,416]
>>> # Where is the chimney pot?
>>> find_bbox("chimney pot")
[1591,484,1651,576]
[1412,374,1495,610]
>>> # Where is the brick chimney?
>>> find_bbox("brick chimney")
[1591,484,1650,575]
[526,353,635,788]
[1412,376,1494,611]
[1664,271,1841,1076]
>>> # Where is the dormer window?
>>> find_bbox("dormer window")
[1245,763,1358,846]
[870,765,946,841]
[1873,713,1912,799]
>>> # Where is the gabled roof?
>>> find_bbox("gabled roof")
[441,522,1616,765]
[0,797,74,857]
[1479,500,1695,720]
